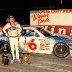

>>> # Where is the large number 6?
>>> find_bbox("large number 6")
[27,39,37,50]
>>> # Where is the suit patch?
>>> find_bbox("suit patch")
[9,26,17,31]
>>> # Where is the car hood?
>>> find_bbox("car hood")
[49,33,71,40]
[48,34,70,41]
[48,36,63,40]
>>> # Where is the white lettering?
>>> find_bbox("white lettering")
[45,26,48,30]
[51,26,55,33]
[40,26,45,29]
[70,30,72,36]
[58,28,66,35]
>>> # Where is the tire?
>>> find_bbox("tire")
[0,40,10,53]
[53,42,70,58]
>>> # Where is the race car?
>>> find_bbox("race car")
[20,26,72,58]
[0,26,72,58]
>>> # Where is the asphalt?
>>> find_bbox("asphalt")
[0,54,72,72]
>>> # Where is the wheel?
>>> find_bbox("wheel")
[0,40,10,53]
[53,42,70,58]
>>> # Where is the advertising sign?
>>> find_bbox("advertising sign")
[30,10,72,36]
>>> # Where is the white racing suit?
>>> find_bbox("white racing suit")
[3,22,22,60]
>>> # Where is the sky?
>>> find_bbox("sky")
[0,0,72,25]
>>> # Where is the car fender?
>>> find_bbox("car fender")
[49,38,56,52]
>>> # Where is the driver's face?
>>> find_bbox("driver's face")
[9,18,15,25]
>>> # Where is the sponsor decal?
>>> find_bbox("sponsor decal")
[39,39,50,50]
[40,43,50,50]
[64,40,72,44]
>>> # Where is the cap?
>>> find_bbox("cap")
[9,15,15,19]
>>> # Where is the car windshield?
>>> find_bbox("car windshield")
[36,27,52,36]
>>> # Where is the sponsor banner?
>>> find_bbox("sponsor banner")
[30,10,72,36]
[39,25,72,36]
[30,9,72,26]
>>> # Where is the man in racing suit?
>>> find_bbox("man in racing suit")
[3,16,22,63]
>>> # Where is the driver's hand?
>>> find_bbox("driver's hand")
[17,34,20,38]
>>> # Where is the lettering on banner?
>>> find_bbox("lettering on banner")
[31,13,49,25]
[58,28,66,35]
[41,25,72,36]
[39,26,48,30]
[70,30,72,36]
[41,10,72,13]
[44,26,48,30]
[51,26,55,34]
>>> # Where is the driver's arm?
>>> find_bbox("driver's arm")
[3,23,9,36]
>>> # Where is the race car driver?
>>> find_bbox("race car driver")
[3,15,22,63]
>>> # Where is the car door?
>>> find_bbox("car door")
[24,28,51,53]
[22,28,37,52]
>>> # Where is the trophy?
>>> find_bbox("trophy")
[20,36,31,64]
[1,43,9,65]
